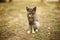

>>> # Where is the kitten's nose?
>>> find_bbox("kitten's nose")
[29,15,32,17]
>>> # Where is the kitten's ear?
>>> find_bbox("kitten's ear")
[33,7,36,11]
[26,7,29,11]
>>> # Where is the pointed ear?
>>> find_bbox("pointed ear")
[26,7,29,11]
[33,7,36,11]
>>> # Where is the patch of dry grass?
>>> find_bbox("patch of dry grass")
[0,1,60,40]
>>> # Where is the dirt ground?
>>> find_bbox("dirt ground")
[0,1,60,40]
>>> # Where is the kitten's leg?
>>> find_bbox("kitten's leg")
[32,25,35,33]
[28,25,35,33]
[27,25,32,34]
[30,25,32,33]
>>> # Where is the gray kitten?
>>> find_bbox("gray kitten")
[26,7,40,33]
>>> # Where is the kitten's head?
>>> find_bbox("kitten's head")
[26,7,36,14]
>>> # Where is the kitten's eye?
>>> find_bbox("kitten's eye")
[33,7,36,11]
[26,7,29,11]
[27,9,29,11]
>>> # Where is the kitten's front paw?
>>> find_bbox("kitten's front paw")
[27,31,30,34]
[32,31,35,33]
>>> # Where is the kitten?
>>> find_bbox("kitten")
[26,7,39,34]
